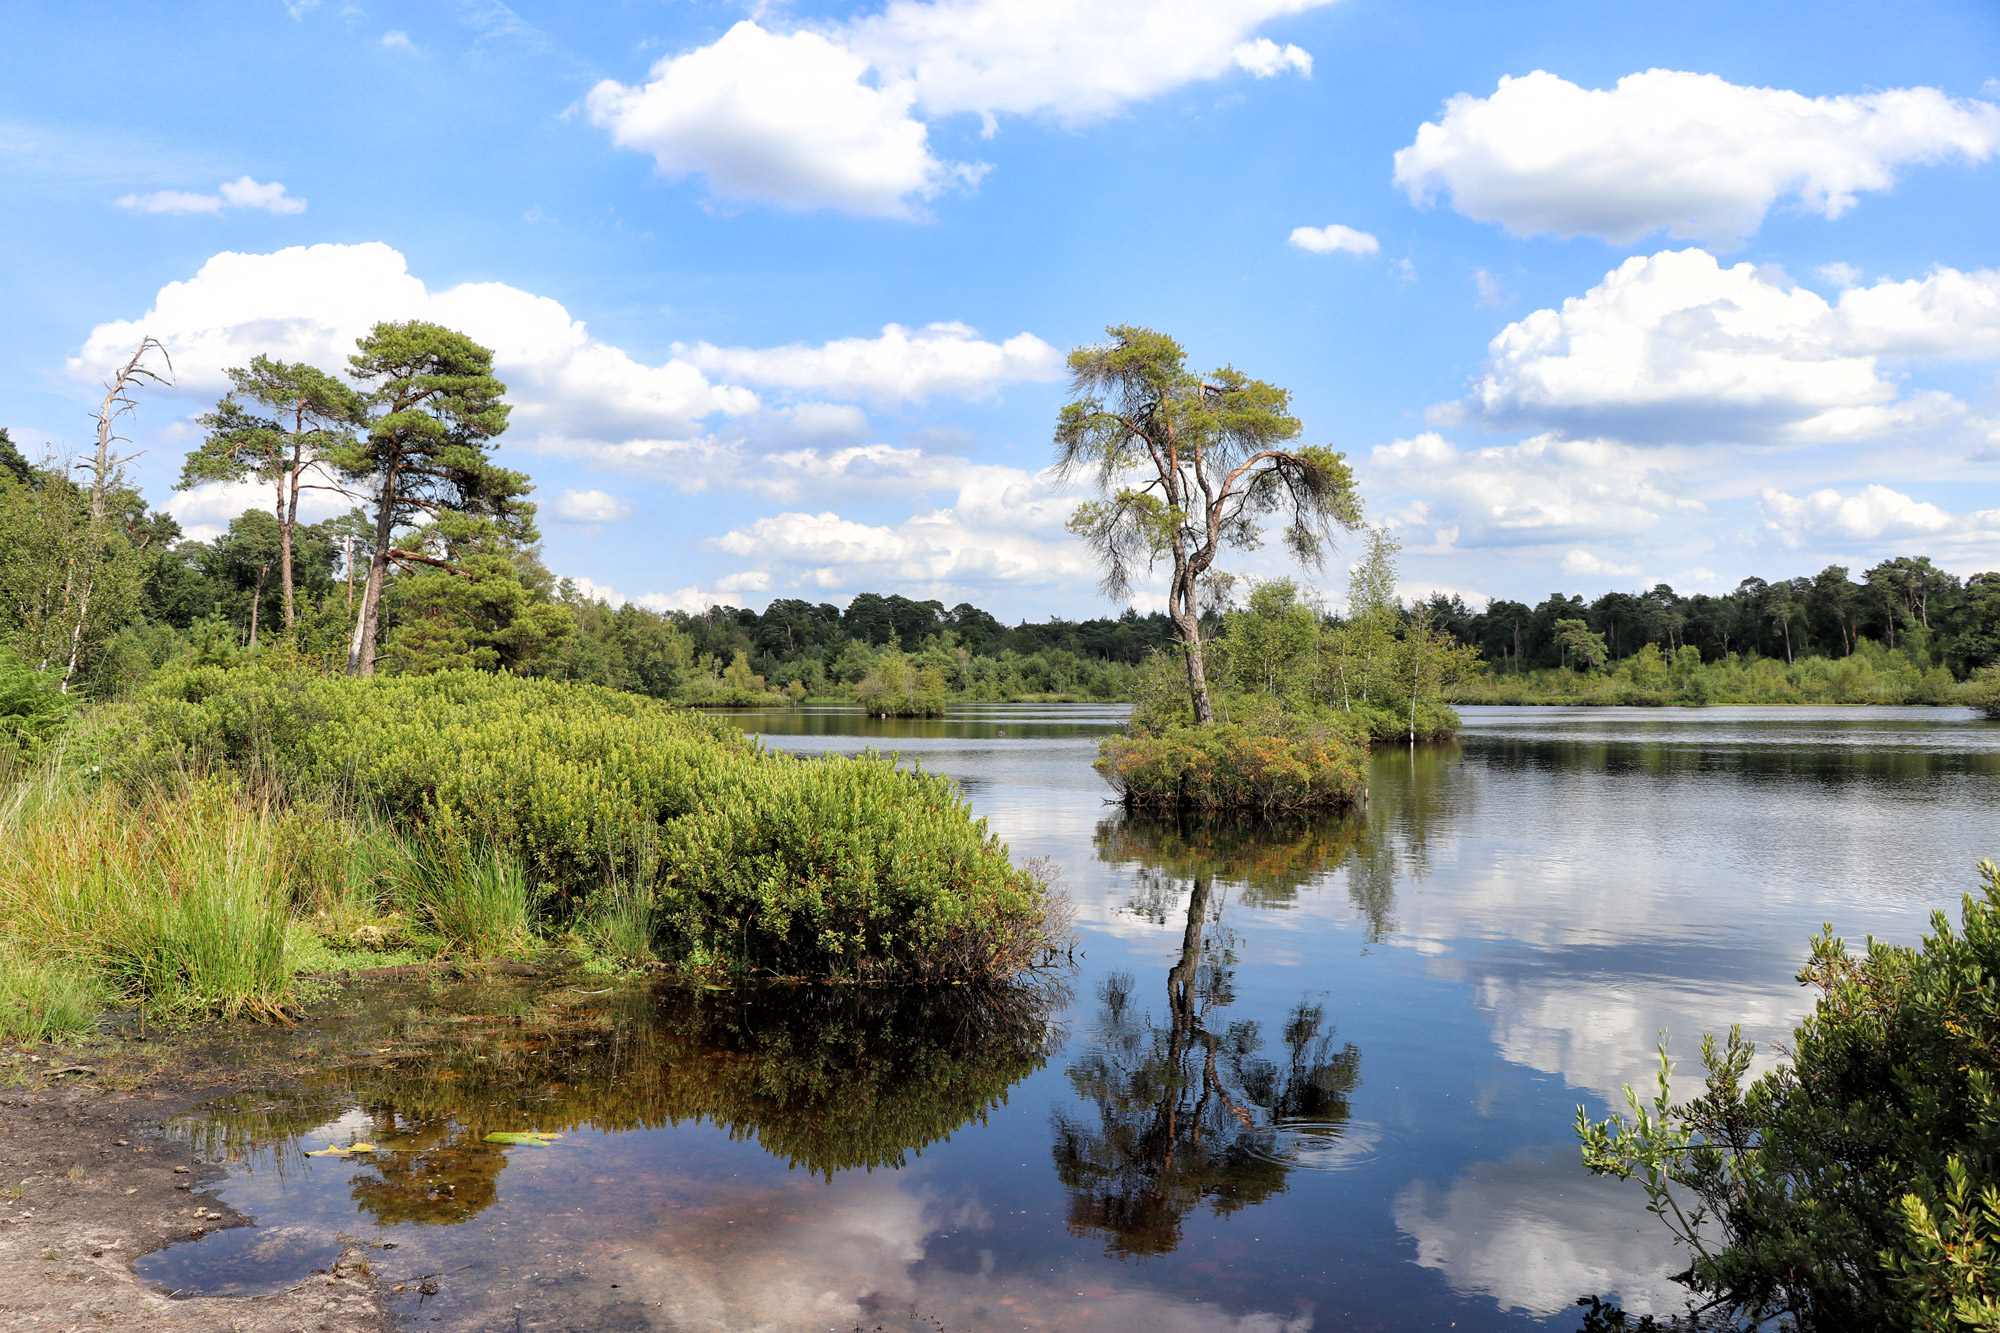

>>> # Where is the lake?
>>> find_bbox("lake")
[141,704,2000,1331]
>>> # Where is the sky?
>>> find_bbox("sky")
[4,0,1999,620]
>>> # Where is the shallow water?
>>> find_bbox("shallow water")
[142,703,2000,1330]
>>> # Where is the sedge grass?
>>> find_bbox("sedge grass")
[0,951,104,1043]
[0,774,295,1020]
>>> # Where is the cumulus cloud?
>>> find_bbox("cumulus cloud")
[72,243,762,457]
[381,30,416,51]
[589,1,1331,213]
[584,22,978,218]
[1758,483,2000,551]
[679,322,1061,403]
[1287,223,1378,256]
[1394,70,2000,247]
[552,488,632,523]
[116,175,307,215]
[1231,38,1312,79]
[1448,248,2000,444]
[1366,431,1705,551]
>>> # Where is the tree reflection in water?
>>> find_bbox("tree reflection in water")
[175,977,1063,1227]
[1054,814,1364,1257]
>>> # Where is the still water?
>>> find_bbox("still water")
[141,704,2000,1330]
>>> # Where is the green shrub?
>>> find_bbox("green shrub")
[1096,722,1367,813]
[1579,860,2000,1330]
[113,664,1056,980]
[660,752,1058,980]
[0,652,73,759]
[1967,666,2000,720]
[856,650,947,718]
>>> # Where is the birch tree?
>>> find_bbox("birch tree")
[1055,326,1362,724]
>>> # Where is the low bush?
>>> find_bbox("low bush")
[0,651,72,760]
[104,664,1057,981]
[1096,721,1367,813]
[856,650,947,718]
[1579,860,2000,1331]
[1967,665,2000,720]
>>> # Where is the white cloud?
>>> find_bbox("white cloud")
[850,0,1331,124]
[1231,38,1312,79]
[678,322,1061,404]
[1367,431,1705,551]
[116,176,306,216]
[1819,261,1864,289]
[1471,268,1506,307]
[216,175,307,214]
[584,21,977,218]
[589,2,1332,213]
[381,30,416,51]
[115,189,224,215]
[1560,549,1641,578]
[552,488,632,523]
[1757,483,2000,549]
[1449,248,2000,444]
[1393,69,2000,246]
[71,242,759,451]
[1287,223,1378,256]
[166,475,351,542]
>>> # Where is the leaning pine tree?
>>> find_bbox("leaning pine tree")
[1055,325,1362,724]
[333,321,529,677]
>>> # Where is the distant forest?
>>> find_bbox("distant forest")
[1415,556,2000,677]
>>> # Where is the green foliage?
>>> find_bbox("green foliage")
[0,651,73,757]
[659,751,1061,980]
[1461,638,1966,706]
[117,665,1060,980]
[855,647,947,717]
[1554,617,1611,672]
[1054,324,1364,722]
[1097,720,1367,813]
[0,775,296,1020]
[1967,666,2000,720]
[0,951,104,1043]
[1578,861,2000,1330]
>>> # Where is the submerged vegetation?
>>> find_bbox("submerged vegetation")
[1580,861,2000,1331]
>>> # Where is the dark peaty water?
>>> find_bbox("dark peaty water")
[140,703,2000,1331]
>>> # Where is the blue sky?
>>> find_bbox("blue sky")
[5,0,1999,619]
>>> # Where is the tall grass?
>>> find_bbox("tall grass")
[0,775,295,1019]
[0,951,104,1043]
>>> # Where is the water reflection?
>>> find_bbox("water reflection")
[147,978,1061,1293]
[1056,815,1364,1257]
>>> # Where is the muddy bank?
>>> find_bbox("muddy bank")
[0,1041,387,1333]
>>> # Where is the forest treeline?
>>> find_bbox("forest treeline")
[0,422,1162,710]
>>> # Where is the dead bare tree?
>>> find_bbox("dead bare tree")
[58,339,172,691]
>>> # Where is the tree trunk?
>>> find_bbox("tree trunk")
[346,470,398,677]
[1177,612,1214,724]
[279,460,297,630]
[249,562,270,647]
